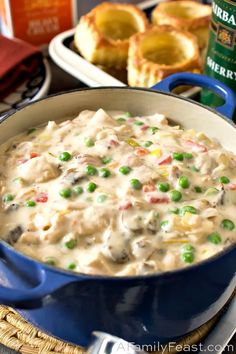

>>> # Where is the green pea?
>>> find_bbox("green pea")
[101,156,112,164]
[178,176,190,189]
[181,244,195,263]
[219,176,230,184]
[182,244,195,253]
[117,118,126,123]
[182,252,195,263]
[190,166,199,172]
[84,137,95,147]
[97,194,107,203]
[208,232,222,245]
[119,166,131,175]
[85,165,97,176]
[87,182,97,193]
[160,220,169,230]
[64,239,76,249]
[99,168,111,178]
[134,121,144,126]
[67,262,76,270]
[173,152,184,161]
[59,151,72,161]
[44,257,56,266]
[59,188,72,198]
[143,141,153,148]
[74,186,83,195]
[168,207,179,214]
[150,127,159,134]
[170,190,182,202]
[180,206,197,215]
[221,219,235,231]
[158,182,170,192]
[121,112,132,118]
[194,186,202,193]
[3,194,14,202]
[130,179,142,190]
[184,153,193,159]
[25,200,36,207]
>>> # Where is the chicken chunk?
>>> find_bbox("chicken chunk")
[17,156,59,183]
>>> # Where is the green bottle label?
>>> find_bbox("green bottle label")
[201,0,236,118]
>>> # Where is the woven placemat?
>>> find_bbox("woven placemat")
[0,291,235,354]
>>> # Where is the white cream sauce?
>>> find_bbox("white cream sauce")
[0,109,235,276]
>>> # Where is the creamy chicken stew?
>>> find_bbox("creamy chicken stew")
[0,109,236,276]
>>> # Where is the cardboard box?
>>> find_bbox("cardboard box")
[0,0,77,46]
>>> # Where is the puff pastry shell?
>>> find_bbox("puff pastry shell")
[152,1,211,49]
[74,2,148,69]
[128,25,202,88]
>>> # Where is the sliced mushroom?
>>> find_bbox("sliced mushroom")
[102,223,130,264]
[201,208,218,218]
[5,225,23,245]
[120,209,144,233]
[4,203,19,212]
[144,210,159,234]
[131,237,154,260]
[221,189,236,206]
[141,260,157,272]
[218,190,225,206]
[205,189,225,207]
[169,165,181,180]
[75,154,101,166]
[62,168,87,185]
[213,190,225,206]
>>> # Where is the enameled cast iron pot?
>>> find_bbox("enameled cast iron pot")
[0,73,235,347]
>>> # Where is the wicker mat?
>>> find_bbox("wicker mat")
[0,293,234,354]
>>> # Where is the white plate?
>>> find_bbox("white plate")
[49,0,201,98]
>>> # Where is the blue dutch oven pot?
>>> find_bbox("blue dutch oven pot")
[0,73,235,347]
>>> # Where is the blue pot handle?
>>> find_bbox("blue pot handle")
[0,267,76,308]
[152,73,236,119]
[0,243,81,308]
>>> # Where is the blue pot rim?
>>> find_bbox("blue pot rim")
[2,85,236,125]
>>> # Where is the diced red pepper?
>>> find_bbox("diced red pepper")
[228,183,236,191]
[158,155,172,165]
[119,201,132,210]
[35,193,48,203]
[134,147,149,156]
[17,152,39,164]
[109,139,119,147]
[30,152,39,159]
[140,125,149,131]
[183,140,207,152]
[143,184,156,193]
[147,195,169,204]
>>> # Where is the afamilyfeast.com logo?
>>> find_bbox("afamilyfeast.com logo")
[113,341,234,353]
